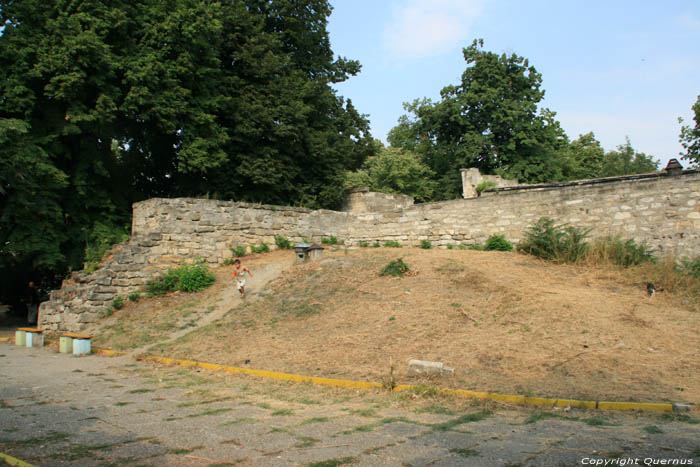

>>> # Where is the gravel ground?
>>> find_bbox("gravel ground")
[1,342,699,466]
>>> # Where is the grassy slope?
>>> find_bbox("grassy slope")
[95,248,700,404]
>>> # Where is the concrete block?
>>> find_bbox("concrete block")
[26,331,43,347]
[15,330,26,346]
[407,360,454,377]
[60,336,73,353]
[73,338,91,355]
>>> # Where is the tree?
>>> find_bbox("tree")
[0,0,372,305]
[388,39,568,199]
[600,138,659,177]
[345,147,436,202]
[561,132,606,180]
[679,94,700,166]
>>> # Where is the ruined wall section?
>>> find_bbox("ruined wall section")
[351,171,700,254]
[39,171,700,333]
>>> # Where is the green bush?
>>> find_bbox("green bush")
[321,236,338,245]
[275,235,293,250]
[146,260,215,296]
[484,234,513,251]
[590,235,656,267]
[230,245,246,258]
[250,242,270,254]
[420,239,432,249]
[358,241,369,247]
[465,243,483,250]
[176,261,216,292]
[127,291,141,302]
[383,240,402,248]
[372,242,381,248]
[380,258,410,277]
[475,180,497,196]
[111,296,123,310]
[446,244,454,250]
[517,217,591,263]
[679,256,700,278]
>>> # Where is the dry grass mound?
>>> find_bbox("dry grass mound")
[96,248,700,404]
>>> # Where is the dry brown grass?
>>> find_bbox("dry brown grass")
[98,248,700,405]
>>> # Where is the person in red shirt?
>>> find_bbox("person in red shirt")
[232,259,253,298]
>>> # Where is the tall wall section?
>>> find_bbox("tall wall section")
[39,170,700,333]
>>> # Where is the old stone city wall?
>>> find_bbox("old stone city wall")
[39,169,700,333]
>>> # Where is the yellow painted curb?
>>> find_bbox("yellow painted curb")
[92,347,123,356]
[141,355,383,391]
[0,337,12,342]
[138,355,676,413]
[0,451,37,467]
[0,340,683,413]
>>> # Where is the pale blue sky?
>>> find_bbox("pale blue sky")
[327,0,700,168]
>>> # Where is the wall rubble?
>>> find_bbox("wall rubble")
[39,170,700,333]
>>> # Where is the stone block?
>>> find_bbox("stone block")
[407,360,454,377]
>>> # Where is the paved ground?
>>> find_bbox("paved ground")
[1,342,699,467]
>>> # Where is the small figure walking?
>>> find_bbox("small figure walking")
[232,259,253,298]
[26,281,39,324]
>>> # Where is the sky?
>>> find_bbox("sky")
[326,0,700,168]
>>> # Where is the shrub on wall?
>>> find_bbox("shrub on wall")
[275,235,293,250]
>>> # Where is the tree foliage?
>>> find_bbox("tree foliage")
[599,138,659,177]
[345,147,436,202]
[679,94,700,166]
[0,0,372,304]
[388,40,662,199]
[388,39,568,199]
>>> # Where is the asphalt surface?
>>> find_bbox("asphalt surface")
[1,341,699,466]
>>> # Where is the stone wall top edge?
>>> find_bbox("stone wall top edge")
[132,197,314,214]
[491,169,699,195]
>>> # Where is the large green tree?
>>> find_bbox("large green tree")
[0,0,372,305]
[599,138,658,177]
[345,146,436,202]
[388,39,568,199]
[679,94,700,166]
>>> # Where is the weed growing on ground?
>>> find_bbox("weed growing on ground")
[358,241,369,247]
[308,457,358,467]
[431,411,492,431]
[250,242,270,254]
[451,448,479,457]
[380,258,409,277]
[127,291,141,302]
[588,234,656,267]
[383,240,402,248]
[643,425,664,434]
[420,239,432,249]
[111,296,123,310]
[321,236,339,245]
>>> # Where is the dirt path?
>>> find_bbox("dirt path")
[124,255,295,358]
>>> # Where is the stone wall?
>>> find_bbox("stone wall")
[461,167,521,198]
[39,169,700,333]
[341,187,415,212]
